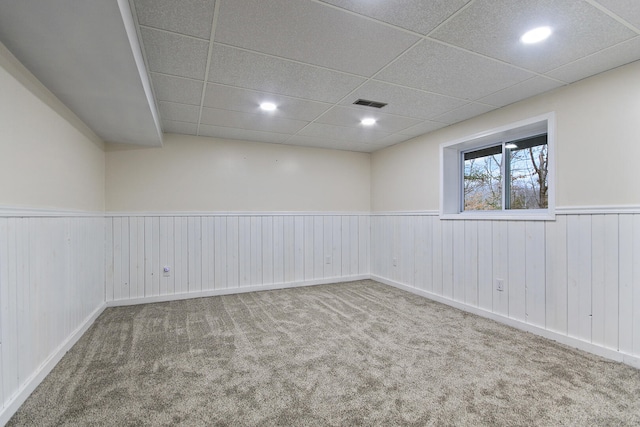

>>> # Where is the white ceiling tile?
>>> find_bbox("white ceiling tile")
[140,27,209,79]
[376,40,534,100]
[430,0,637,73]
[594,0,640,29]
[207,44,366,103]
[546,36,640,83]
[315,106,422,133]
[133,0,215,39]
[199,125,289,144]
[433,103,495,124]
[398,120,448,137]
[158,101,200,123]
[163,120,198,135]
[479,77,564,107]
[215,0,419,76]
[320,0,471,35]
[342,80,467,119]
[200,107,309,134]
[151,73,204,105]
[203,84,332,121]
[298,123,390,143]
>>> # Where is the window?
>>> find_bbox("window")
[441,113,554,220]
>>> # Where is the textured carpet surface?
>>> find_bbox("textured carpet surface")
[8,280,640,426]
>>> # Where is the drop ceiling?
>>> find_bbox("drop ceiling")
[1,0,639,152]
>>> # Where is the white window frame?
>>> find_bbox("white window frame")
[440,112,555,221]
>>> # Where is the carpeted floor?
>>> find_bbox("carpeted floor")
[8,280,640,426]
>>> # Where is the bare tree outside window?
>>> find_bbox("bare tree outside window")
[509,144,548,209]
[464,153,502,210]
[463,137,548,211]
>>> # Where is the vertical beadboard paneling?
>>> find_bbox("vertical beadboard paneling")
[492,220,509,316]
[304,216,314,281]
[525,221,546,327]
[359,215,370,276]
[632,215,640,356]
[619,214,633,354]
[452,220,465,303]
[414,216,428,291]
[262,216,274,285]
[250,217,263,286]
[283,216,295,283]
[3,219,18,400]
[294,216,305,282]
[0,214,104,413]
[112,217,122,301]
[128,218,138,299]
[322,216,332,278]
[602,215,619,350]
[432,217,443,296]
[591,215,611,348]
[341,216,351,276]
[370,212,640,363]
[238,216,251,287]
[332,216,342,278]
[313,216,324,279]
[215,217,228,290]
[272,216,284,285]
[200,217,212,291]
[400,216,414,287]
[120,217,130,300]
[105,218,114,301]
[0,217,7,406]
[463,221,478,307]
[508,221,526,322]
[143,217,153,297]
[106,214,369,302]
[477,221,493,311]
[545,215,568,334]
[567,215,592,341]
[226,216,239,289]
[442,220,454,299]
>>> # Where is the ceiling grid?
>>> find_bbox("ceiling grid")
[1,0,638,151]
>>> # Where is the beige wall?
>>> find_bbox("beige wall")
[106,134,371,212]
[0,44,105,211]
[372,60,640,211]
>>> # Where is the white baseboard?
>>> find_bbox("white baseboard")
[106,274,370,307]
[371,274,640,370]
[0,303,107,426]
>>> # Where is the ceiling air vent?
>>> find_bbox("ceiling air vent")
[353,99,387,109]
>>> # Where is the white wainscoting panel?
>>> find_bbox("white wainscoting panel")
[371,213,640,365]
[0,215,105,423]
[105,214,370,304]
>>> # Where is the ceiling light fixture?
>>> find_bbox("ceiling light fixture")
[361,118,376,126]
[260,102,277,111]
[520,26,552,44]
[505,143,518,149]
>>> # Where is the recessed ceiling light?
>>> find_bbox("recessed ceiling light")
[361,118,376,126]
[260,102,277,111]
[520,26,552,44]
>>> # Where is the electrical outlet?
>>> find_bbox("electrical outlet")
[325,256,331,264]
[163,266,171,277]
[496,278,504,292]
[392,257,397,267]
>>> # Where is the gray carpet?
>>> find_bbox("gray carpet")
[8,280,640,426]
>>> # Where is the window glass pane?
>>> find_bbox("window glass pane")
[463,146,502,211]
[507,138,548,209]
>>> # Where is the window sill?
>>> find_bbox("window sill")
[440,210,555,221]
